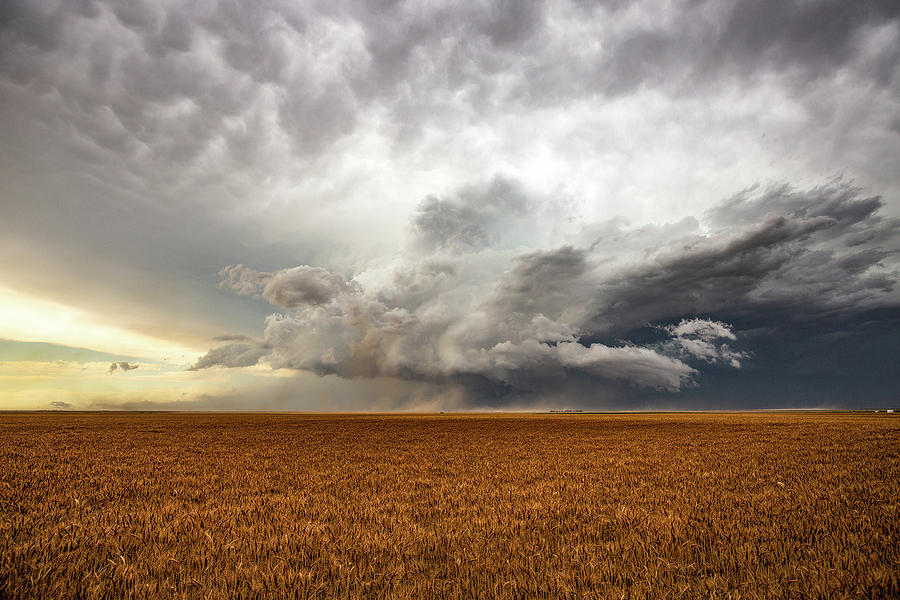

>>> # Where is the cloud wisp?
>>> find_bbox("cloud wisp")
[108,361,140,374]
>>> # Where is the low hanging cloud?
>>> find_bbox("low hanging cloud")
[193,178,899,405]
[108,361,139,374]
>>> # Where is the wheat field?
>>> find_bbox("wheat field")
[1,412,898,599]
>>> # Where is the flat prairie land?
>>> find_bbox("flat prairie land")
[1,412,898,599]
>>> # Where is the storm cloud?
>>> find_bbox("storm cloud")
[2,1,899,409]
[194,179,899,405]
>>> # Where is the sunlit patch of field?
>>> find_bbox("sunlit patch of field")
[1,412,898,599]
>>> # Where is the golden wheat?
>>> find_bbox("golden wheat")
[1,412,898,599]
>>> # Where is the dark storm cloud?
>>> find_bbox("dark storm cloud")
[707,182,886,231]
[2,0,896,230]
[194,177,899,406]
[2,0,272,185]
[588,214,839,334]
[4,0,896,175]
[587,182,899,336]
[710,0,900,84]
[346,0,900,115]
[108,361,139,374]
[523,0,900,101]
[490,246,590,321]
[2,1,899,409]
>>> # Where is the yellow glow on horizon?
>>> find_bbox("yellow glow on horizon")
[0,286,202,364]
[0,359,291,410]
[0,287,301,411]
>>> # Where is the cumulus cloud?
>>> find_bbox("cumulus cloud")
[662,319,748,368]
[220,265,352,309]
[218,265,274,297]
[108,361,139,374]
[263,266,353,308]
[193,178,898,404]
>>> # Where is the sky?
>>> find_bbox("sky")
[1,0,899,411]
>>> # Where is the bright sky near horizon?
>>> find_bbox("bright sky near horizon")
[0,286,200,362]
[2,0,899,410]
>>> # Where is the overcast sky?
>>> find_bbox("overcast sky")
[1,0,898,410]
